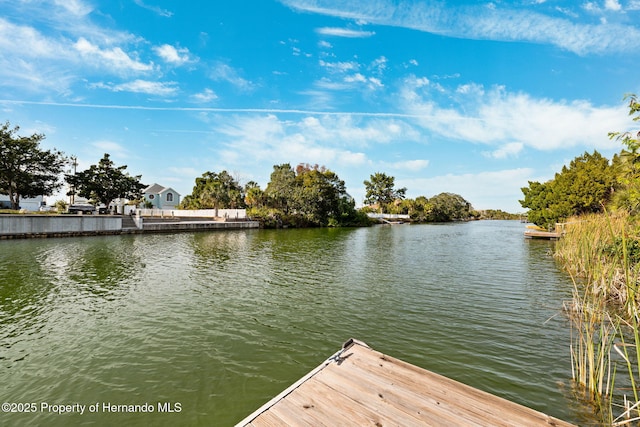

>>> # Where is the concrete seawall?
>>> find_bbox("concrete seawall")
[0,215,260,239]
[0,215,122,239]
[141,220,259,233]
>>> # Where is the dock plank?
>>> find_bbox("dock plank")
[236,339,576,427]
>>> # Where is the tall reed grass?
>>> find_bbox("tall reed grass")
[555,212,640,425]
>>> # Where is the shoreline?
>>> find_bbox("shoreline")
[0,214,259,240]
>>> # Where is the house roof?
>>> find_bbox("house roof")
[143,183,180,196]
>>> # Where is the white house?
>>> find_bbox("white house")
[0,195,44,211]
[143,184,181,209]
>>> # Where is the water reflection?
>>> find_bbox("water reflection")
[0,222,589,426]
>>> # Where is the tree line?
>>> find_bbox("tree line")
[0,122,144,212]
[520,94,640,229]
[1,121,477,226]
[178,165,478,227]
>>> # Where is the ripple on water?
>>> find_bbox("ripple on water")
[0,223,583,426]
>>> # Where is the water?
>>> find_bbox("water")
[0,221,586,426]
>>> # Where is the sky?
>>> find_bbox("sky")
[1,0,639,213]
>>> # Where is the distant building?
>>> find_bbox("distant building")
[143,184,181,209]
[0,195,44,211]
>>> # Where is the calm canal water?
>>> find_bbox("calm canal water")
[1,220,588,426]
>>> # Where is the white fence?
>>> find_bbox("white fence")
[366,213,410,219]
[137,208,247,220]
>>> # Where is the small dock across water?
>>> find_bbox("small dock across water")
[524,223,566,240]
[523,229,563,240]
[236,339,575,427]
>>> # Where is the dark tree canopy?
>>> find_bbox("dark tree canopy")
[66,153,145,209]
[520,151,614,228]
[251,163,361,227]
[244,180,264,208]
[292,163,348,225]
[181,170,245,209]
[609,94,640,213]
[363,172,406,212]
[264,163,296,214]
[427,192,472,222]
[0,121,66,210]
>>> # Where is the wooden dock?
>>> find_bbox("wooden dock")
[523,230,563,240]
[236,339,576,427]
[524,223,565,240]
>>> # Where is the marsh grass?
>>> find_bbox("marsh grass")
[556,211,640,424]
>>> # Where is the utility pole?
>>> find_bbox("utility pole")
[69,156,77,205]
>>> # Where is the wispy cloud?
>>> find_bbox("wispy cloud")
[319,60,359,73]
[190,88,218,103]
[385,159,429,171]
[400,168,536,211]
[74,38,153,73]
[398,78,629,151]
[316,27,375,38]
[91,140,130,158]
[0,18,68,59]
[483,142,524,159]
[52,0,93,17]
[0,1,157,95]
[208,62,254,91]
[133,0,173,17]
[93,80,178,96]
[154,44,194,65]
[281,0,640,54]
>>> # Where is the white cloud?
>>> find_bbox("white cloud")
[319,60,360,72]
[399,83,629,152]
[53,0,93,16]
[91,141,129,158]
[483,142,524,159]
[210,113,421,177]
[316,27,375,38]
[344,73,367,83]
[386,159,430,171]
[168,166,200,178]
[0,18,67,58]
[604,0,622,11]
[97,79,178,96]
[400,168,536,212]
[191,88,218,103]
[154,44,193,65]
[282,0,640,54]
[209,62,254,91]
[133,0,173,17]
[370,56,388,73]
[74,37,153,73]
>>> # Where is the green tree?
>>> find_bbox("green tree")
[66,153,145,210]
[258,163,361,227]
[181,170,245,209]
[0,121,66,210]
[244,181,264,208]
[363,172,406,212]
[609,94,640,212]
[403,196,432,222]
[54,199,68,213]
[264,164,296,214]
[520,151,614,228]
[427,192,472,222]
[553,151,613,215]
[520,180,558,228]
[293,163,347,225]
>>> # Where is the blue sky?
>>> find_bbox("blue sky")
[1,0,639,212]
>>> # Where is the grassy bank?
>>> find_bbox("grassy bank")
[555,212,640,425]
